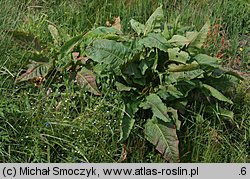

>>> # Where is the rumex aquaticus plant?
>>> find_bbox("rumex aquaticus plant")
[14,6,242,162]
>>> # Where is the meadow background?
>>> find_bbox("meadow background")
[0,0,249,162]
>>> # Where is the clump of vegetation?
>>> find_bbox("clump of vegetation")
[13,6,242,162]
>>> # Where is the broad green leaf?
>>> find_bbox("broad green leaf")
[76,67,101,96]
[16,61,50,82]
[140,94,171,123]
[165,72,181,84]
[203,84,233,104]
[168,48,189,64]
[161,23,172,40]
[7,30,43,52]
[130,19,145,36]
[171,100,188,114]
[157,86,174,100]
[168,69,204,81]
[30,52,49,63]
[120,114,135,143]
[56,53,72,72]
[123,62,142,78]
[115,82,135,92]
[60,34,83,56]
[93,63,110,76]
[168,62,200,72]
[144,5,164,35]
[224,70,244,80]
[186,31,198,42]
[194,54,221,68]
[167,35,189,47]
[195,114,204,123]
[217,107,234,119]
[139,33,171,52]
[210,68,244,80]
[145,118,180,162]
[207,105,234,120]
[48,24,60,45]
[139,60,149,75]
[201,75,238,93]
[157,85,184,100]
[210,68,228,78]
[86,39,129,68]
[183,69,204,79]
[132,78,146,86]
[86,26,122,36]
[177,25,195,35]
[175,80,197,97]
[138,57,154,75]
[187,22,210,53]
[84,26,123,44]
[120,100,140,142]
[130,38,144,53]
[167,107,181,130]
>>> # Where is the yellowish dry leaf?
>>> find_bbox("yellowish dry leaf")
[112,16,122,31]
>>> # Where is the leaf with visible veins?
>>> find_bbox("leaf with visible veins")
[76,67,101,96]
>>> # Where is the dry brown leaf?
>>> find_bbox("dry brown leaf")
[32,76,45,86]
[106,16,122,31]
[117,144,127,163]
[72,52,89,64]
[112,16,122,31]
[72,52,80,60]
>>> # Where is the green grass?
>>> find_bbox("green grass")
[180,103,250,162]
[0,0,249,162]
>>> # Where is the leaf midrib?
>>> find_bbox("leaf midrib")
[155,123,174,160]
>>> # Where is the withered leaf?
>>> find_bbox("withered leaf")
[76,67,101,96]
